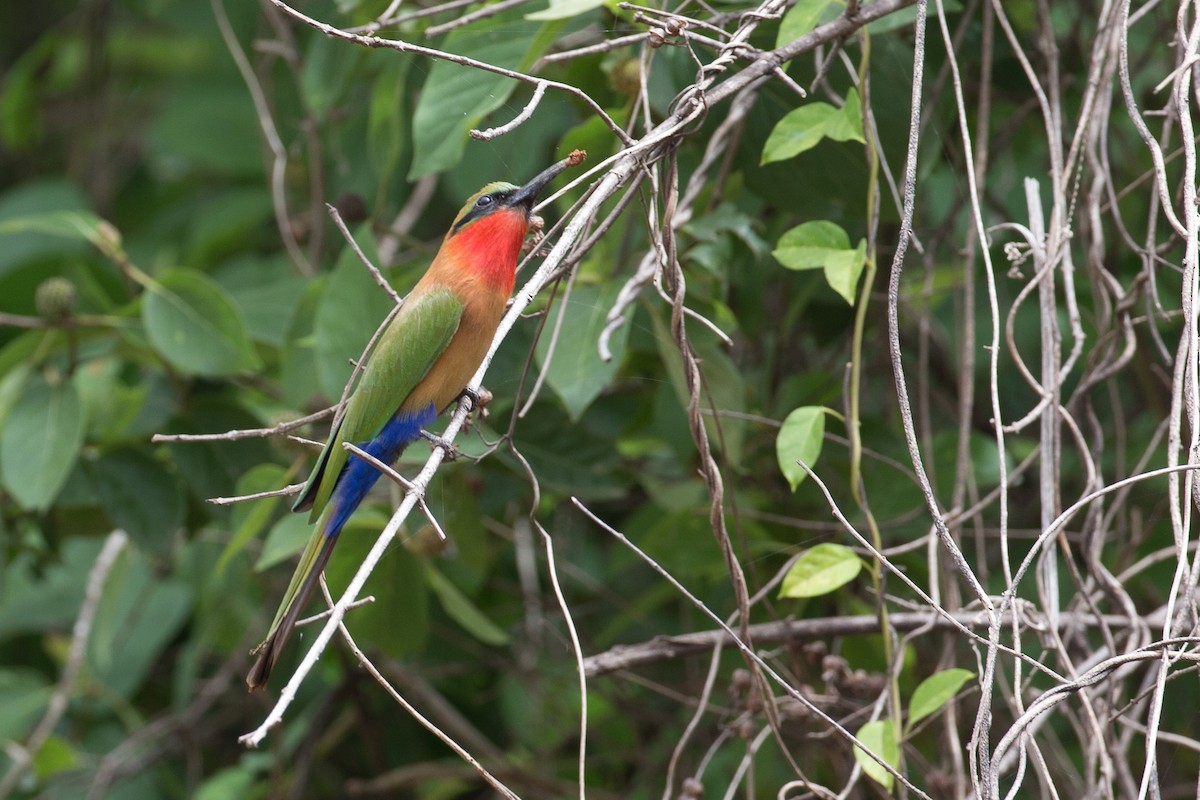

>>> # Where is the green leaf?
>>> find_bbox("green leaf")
[255,513,313,572]
[0,209,103,243]
[214,255,308,347]
[0,538,100,640]
[88,548,193,697]
[0,361,32,428]
[424,561,510,646]
[535,282,629,421]
[325,522,430,658]
[761,88,865,164]
[87,448,185,557]
[219,463,292,575]
[773,221,867,304]
[0,374,86,510]
[313,231,395,401]
[779,543,861,598]
[147,84,262,177]
[854,719,899,790]
[409,14,549,178]
[32,735,79,781]
[0,670,52,741]
[527,0,609,20]
[300,34,362,118]
[775,405,824,490]
[908,668,974,729]
[776,0,840,47]
[142,269,261,377]
[0,180,92,277]
[196,767,257,800]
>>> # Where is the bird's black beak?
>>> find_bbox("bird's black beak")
[508,153,581,210]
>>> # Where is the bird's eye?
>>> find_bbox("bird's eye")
[476,195,495,208]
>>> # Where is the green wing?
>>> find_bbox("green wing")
[292,287,464,520]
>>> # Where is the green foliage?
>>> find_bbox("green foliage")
[854,718,900,790]
[761,88,865,164]
[779,542,862,598]
[773,220,867,304]
[0,0,1186,798]
[908,668,975,730]
[142,269,261,376]
[775,405,826,489]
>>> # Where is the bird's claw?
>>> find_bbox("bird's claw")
[458,386,493,410]
[420,429,459,461]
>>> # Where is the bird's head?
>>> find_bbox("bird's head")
[449,154,579,236]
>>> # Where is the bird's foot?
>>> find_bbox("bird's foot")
[458,385,493,411]
[420,429,460,461]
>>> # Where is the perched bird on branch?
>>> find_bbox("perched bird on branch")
[247,151,586,690]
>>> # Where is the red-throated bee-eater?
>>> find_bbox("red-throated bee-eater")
[247,151,584,690]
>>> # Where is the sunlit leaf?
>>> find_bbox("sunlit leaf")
[528,0,609,20]
[779,543,862,598]
[775,405,825,490]
[854,719,899,790]
[773,221,867,304]
[908,668,975,729]
[762,89,865,164]
[777,0,841,46]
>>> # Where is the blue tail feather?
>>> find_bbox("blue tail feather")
[323,403,437,540]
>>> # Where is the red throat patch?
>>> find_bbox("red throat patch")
[451,210,527,294]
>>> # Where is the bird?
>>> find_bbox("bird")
[246,151,585,690]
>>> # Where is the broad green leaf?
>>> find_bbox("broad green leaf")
[219,463,293,575]
[650,307,748,465]
[424,561,510,646]
[142,269,261,377]
[528,0,609,20]
[775,405,824,490]
[908,668,975,729]
[300,34,362,118]
[87,448,185,557]
[0,670,51,741]
[409,14,549,178]
[147,84,261,177]
[761,88,865,164]
[0,209,103,244]
[854,719,899,790]
[325,522,430,658]
[88,548,193,697]
[823,240,868,304]
[777,0,841,46]
[0,361,32,428]
[214,255,308,347]
[773,221,867,305]
[0,538,100,640]
[535,282,629,421]
[196,767,257,800]
[0,374,86,510]
[779,543,862,598]
[313,230,395,401]
[0,180,91,277]
[32,735,78,781]
[255,513,313,572]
